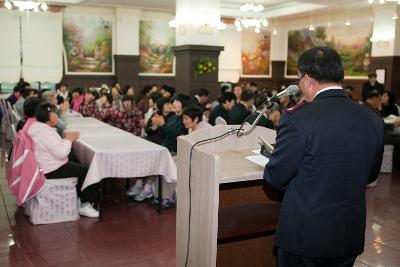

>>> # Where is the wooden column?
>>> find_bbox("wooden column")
[114,55,140,91]
[172,45,224,99]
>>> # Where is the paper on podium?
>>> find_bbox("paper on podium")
[246,154,269,167]
[384,114,399,124]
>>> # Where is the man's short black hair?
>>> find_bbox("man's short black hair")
[249,81,257,87]
[174,94,192,109]
[35,103,57,123]
[220,92,236,104]
[298,46,344,84]
[182,105,203,122]
[241,90,255,102]
[13,86,20,93]
[162,85,175,96]
[23,97,41,118]
[367,90,380,99]
[368,72,377,78]
[220,85,230,95]
[197,88,209,97]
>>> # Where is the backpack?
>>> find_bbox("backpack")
[7,118,46,206]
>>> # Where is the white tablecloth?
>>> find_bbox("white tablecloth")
[66,117,177,190]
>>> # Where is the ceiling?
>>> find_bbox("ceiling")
[45,0,375,18]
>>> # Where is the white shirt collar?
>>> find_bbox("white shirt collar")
[315,86,343,97]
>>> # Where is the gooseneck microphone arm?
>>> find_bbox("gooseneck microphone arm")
[236,85,300,137]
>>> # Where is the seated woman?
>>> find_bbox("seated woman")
[381,90,399,117]
[79,89,99,117]
[28,103,99,218]
[95,93,118,126]
[114,96,143,136]
[182,105,212,133]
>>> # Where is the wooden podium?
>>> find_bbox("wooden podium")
[177,125,282,267]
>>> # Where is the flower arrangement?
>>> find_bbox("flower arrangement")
[194,57,217,76]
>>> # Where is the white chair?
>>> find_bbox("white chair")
[215,116,227,125]
[380,144,394,173]
[25,177,80,225]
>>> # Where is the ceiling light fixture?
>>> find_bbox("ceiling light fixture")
[4,0,48,12]
[345,19,352,26]
[240,3,264,13]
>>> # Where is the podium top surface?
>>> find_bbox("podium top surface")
[211,149,265,184]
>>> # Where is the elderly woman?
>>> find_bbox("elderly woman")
[41,90,69,134]
[28,103,99,218]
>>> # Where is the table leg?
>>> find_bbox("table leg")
[98,180,104,221]
[158,175,163,214]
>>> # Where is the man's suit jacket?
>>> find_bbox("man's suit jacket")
[208,104,228,126]
[228,103,251,125]
[264,89,384,258]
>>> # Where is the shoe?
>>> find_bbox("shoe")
[154,198,176,208]
[134,190,154,202]
[126,185,143,196]
[79,202,99,218]
[366,180,378,188]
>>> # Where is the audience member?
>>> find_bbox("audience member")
[28,103,99,217]
[193,88,210,110]
[41,90,69,134]
[183,105,211,133]
[247,81,258,96]
[95,93,118,126]
[144,92,162,124]
[160,85,175,98]
[364,90,381,112]
[123,85,135,97]
[145,97,173,145]
[344,85,355,101]
[152,94,189,153]
[381,90,399,117]
[6,86,22,105]
[362,72,384,101]
[228,90,254,124]
[79,89,98,117]
[56,83,71,104]
[16,97,41,132]
[114,96,143,136]
[208,92,236,125]
[71,88,84,112]
[233,84,243,103]
[279,93,296,110]
[137,85,153,115]
[248,94,280,130]
[111,86,122,108]
[14,87,28,119]
[27,89,39,98]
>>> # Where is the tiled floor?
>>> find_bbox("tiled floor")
[0,137,399,267]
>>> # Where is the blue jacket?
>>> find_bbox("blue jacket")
[264,89,384,258]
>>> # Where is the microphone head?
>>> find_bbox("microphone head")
[286,85,300,95]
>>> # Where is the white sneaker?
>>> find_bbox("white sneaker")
[126,185,143,196]
[134,190,154,202]
[79,202,99,218]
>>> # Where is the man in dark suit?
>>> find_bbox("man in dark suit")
[362,72,384,102]
[264,47,384,267]
[208,92,236,125]
[228,90,254,125]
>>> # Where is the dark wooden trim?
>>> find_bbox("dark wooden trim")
[172,45,224,54]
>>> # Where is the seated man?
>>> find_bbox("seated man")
[6,86,22,105]
[208,92,236,126]
[28,103,99,218]
[114,95,143,136]
[228,90,254,125]
[79,89,99,117]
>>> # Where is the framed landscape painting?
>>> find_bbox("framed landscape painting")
[241,29,271,77]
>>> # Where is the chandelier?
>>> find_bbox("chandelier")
[368,0,400,4]
[4,0,48,12]
[235,2,267,33]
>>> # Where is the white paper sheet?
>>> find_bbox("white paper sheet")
[246,154,269,167]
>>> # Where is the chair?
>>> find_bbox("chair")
[380,144,394,173]
[25,177,80,225]
[215,116,227,125]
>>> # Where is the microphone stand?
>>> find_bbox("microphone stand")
[237,97,276,137]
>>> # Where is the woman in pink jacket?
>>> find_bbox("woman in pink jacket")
[28,103,99,218]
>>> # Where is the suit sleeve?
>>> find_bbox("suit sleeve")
[263,113,306,190]
[368,121,385,184]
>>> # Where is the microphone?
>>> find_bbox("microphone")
[236,84,300,137]
[270,85,300,102]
